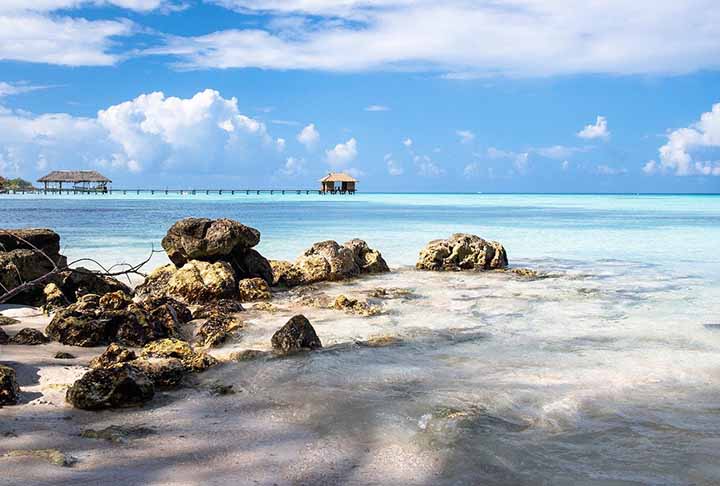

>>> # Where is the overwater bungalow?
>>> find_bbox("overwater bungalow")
[320,172,357,194]
[37,170,111,193]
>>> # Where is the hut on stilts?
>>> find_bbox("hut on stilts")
[319,172,358,194]
[37,170,111,193]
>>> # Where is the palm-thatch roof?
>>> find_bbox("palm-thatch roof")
[319,172,358,183]
[37,170,111,183]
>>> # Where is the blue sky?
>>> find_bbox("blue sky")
[1,1,719,193]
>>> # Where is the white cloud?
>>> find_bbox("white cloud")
[596,164,627,175]
[578,116,610,140]
[155,1,720,77]
[278,156,305,176]
[0,88,284,178]
[402,138,413,147]
[535,145,584,160]
[0,1,168,13]
[417,159,444,177]
[0,81,52,97]
[365,105,389,112]
[297,123,319,149]
[325,137,358,167]
[486,147,530,173]
[649,103,720,176]
[463,162,482,177]
[456,130,475,144]
[561,160,570,170]
[385,153,403,176]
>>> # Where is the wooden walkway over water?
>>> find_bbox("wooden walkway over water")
[4,188,356,196]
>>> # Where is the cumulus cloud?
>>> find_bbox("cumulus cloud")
[487,147,530,173]
[578,116,610,140]
[325,137,358,167]
[278,156,305,176]
[0,88,285,179]
[456,130,475,144]
[365,105,389,112]
[416,157,444,177]
[402,138,413,147]
[385,153,403,176]
[646,103,720,176]
[463,162,482,178]
[297,123,320,149]
[154,1,720,77]
[534,145,585,160]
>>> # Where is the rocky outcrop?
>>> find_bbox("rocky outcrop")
[46,291,187,347]
[66,364,154,410]
[9,328,49,345]
[238,277,271,302]
[0,228,61,256]
[271,315,322,354]
[166,260,237,304]
[161,218,260,267]
[272,239,389,288]
[416,234,508,271]
[0,364,20,405]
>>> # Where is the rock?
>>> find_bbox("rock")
[186,351,218,372]
[252,302,280,313]
[197,315,243,348]
[55,269,132,302]
[271,315,322,354]
[42,283,69,313]
[166,260,236,304]
[140,338,217,372]
[269,260,303,287]
[344,239,390,274]
[332,295,381,316]
[0,228,61,256]
[0,249,61,306]
[46,291,175,347]
[230,249,273,285]
[510,267,539,279]
[207,381,235,395]
[0,315,20,326]
[5,449,76,467]
[0,327,8,345]
[357,336,403,348]
[238,277,271,302]
[133,264,176,301]
[229,349,268,361]
[130,357,186,389]
[9,328,49,345]
[89,343,137,369]
[192,299,245,319]
[161,218,261,267]
[0,365,20,405]
[137,296,192,338]
[54,352,76,359]
[296,240,358,284]
[66,364,154,410]
[366,287,414,299]
[80,425,155,444]
[416,234,508,271]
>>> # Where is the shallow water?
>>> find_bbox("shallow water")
[1,193,720,484]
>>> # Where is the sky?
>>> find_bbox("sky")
[0,1,719,193]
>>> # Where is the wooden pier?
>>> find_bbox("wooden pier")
[4,188,355,196]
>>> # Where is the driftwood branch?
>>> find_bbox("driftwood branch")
[0,230,160,304]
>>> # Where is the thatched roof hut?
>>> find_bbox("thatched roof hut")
[319,172,358,193]
[37,170,111,192]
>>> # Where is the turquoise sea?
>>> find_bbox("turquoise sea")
[2,193,720,484]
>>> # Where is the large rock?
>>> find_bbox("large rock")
[269,260,303,287]
[0,249,62,306]
[141,338,218,372]
[271,315,322,354]
[344,239,390,274]
[89,343,137,369]
[46,292,180,347]
[161,218,260,267]
[134,264,176,301]
[54,269,132,302]
[229,249,273,285]
[66,364,154,410]
[0,365,20,405]
[166,260,236,304]
[196,315,243,348]
[9,328,49,345]
[130,357,186,389]
[416,234,508,271]
[0,228,61,256]
[238,277,271,302]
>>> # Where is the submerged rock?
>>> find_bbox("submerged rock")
[166,260,236,304]
[0,365,20,405]
[238,277,271,302]
[366,287,414,299]
[81,425,155,444]
[271,315,322,354]
[54,352,76,359]
[229,349,268,361]
[0,315,20,326]
[5,449,76,467]
[162,218,261,267]
[416,233,508,271]
[66,364,154,410]
[509,267,540,279]
[332,295,382,316]
[9,328,49,345]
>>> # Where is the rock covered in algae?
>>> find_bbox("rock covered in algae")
[416,233,508,271]
[66,364,154,410]
[9,328,49,345]
[166,260,237,304]
[238,277,272,302]
[0,364,20,405]
[89,343,137,369]
[271,315,322,354]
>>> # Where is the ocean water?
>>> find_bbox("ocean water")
[2,193,720,484]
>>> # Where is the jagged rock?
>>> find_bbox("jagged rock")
[332,295,381,316]
[229,248,274,286]
[161,218,261,267]
[66,364,154,410]
[510,268,539,279]
[0,327,8,344]
[252,302,280,313]
[140,338,217,372]
[416,234,508,271]
[89,343,137,369]
[54,269,132,302]
[0,365,20,405]
[269,259,304,287]
[130,357,186,389]
[9,328,49,345]
[46,291,174,347]
[271,315,322,354]
[0,316,20,326]
[54,352,76,359]
[136,296,192,338]
[344,239,390,274]
[238,277,271,302]
[0,249,61,306]
[186,351,218,372]
[42,283,69,313]
[166,260,236,304]
[197,315,243,348]
[192,299,245,319]
[0,228,62,255]
[366,287,414,299]
[133,264,176,301]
